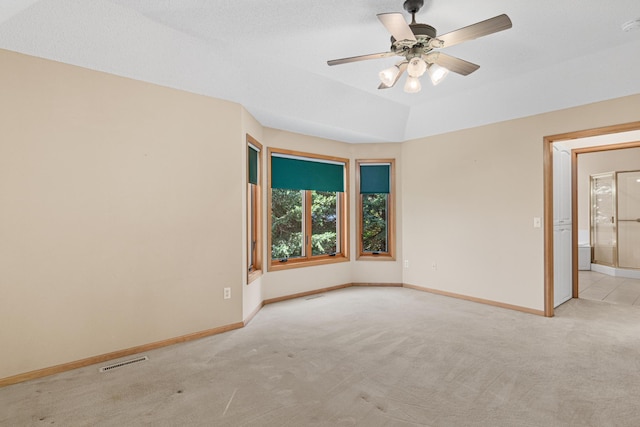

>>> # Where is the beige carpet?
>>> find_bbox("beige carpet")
[2,286,640,426]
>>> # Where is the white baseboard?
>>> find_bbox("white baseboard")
[591,263,640,279]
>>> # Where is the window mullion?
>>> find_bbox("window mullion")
[251,184,257,265]
[358,193,363,254]
[304,190,312,259]
[385,193,389,252]
[336,192,341,253]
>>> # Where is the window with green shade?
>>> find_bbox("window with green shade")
[269,149,349,271]
[247,135,262,284]
[357,160,395,259]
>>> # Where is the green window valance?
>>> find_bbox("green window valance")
[248,146,259,185]
[360,164,390,194]
[271,154,344,192]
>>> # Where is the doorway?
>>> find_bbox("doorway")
[543,121,640,317]
[574,149,640,305]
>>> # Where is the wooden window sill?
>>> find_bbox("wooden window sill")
[357,253,395,261]
[247,269,262,284]
[268,254,349,272]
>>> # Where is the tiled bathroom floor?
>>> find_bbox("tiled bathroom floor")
[579,270,640,306]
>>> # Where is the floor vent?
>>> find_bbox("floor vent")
[305,294,325,300]
[99,356,149,373]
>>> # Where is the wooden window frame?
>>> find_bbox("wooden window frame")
[356,159,396,260]
[268,147,349,271]
[247,135,262,284]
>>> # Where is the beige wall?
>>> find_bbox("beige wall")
[577,148,640,238]
[0,49,244,379]
[401,94,640,311]
[2,46,639,381]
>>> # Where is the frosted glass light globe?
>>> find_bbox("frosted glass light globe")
[428,63,450,85]
[379,65,400,87]
[407,57,427,78]
[404,76,421,93]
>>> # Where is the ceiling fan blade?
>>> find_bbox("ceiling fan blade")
[378,62,408,89]
[436,14,512,48]
[327,51,396,66]
[377,12,416,42]
[428,52,480,76]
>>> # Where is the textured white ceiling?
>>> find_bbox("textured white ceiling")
[1,0,639,143]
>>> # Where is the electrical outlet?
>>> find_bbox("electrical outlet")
[404,260,409,268]
[432,262,437,271]
[223,287,231,299]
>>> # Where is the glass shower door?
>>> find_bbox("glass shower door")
[617,171,640,269]
[591,173,616,266]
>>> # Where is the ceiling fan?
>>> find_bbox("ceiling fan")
[327,0,512,93]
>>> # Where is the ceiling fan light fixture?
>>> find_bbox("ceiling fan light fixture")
[427,63,449,85]
[404,76,421,93]
[407,57,427,77]
[379,65,400,86]
[327,7,512,93]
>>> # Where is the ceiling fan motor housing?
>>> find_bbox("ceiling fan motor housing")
[403,0,424,14]
[390,23,437,50]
